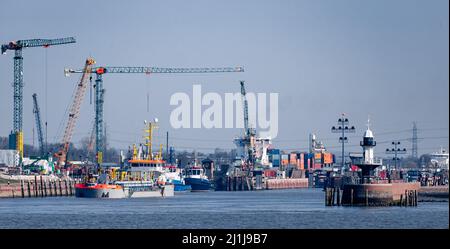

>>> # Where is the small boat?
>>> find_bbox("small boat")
[184,166,211,192]
[164,165,192,192]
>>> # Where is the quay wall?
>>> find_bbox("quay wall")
[339,182,420,206]
[266,178,308,190]
[0,177,77,198]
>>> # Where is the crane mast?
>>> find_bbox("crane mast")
[64,65,244,167]
[54,58,96,169]
[87,123,96,159]
[240,81,256,168]
[32,93,45,157]
[1,37,75,160]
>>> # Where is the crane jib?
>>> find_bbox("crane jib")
[1,37,76,53]
[67,66,245,74]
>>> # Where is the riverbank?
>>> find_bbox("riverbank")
[419,186,449,202]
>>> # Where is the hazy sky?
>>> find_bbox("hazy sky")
[0,0,448,157]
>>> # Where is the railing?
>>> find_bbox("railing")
[351,157,383,165]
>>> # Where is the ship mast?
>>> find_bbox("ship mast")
[144,119,158,160]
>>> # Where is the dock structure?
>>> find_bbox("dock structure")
[219,172,308,191]
[325,182,420,206]
[0,178,78,198]
[325,119,421,207]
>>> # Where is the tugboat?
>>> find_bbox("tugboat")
[164,165,192,191]
[184,162,211,192]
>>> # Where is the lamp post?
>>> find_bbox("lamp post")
[331,113,355,174]
[386,141,407,182]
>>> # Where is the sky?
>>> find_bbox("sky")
[0,0,448,157]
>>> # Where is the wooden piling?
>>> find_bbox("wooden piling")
[410,191,413,206]
[332,188,336,206]
[399,194,403,206]
[44,180,47,197]
[27,181,31,197]
[337,188,341,206]
[350,188,354,206]
[326,188,329,206]
[406,191,409,206]
[326,188,333,206]
[414,190,418,206]
[48,180,52,196]
[58,180,62,196]
[69,180,73,196]
[40,176,44,197]
[326,188,330,206]
[365,189,369,206]
[21,180,24,198]
[54,180,57,196]
[34,175,38,197]
[64,180,68,196]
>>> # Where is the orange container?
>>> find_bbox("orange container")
[289,153,297,165]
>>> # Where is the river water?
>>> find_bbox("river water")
[0,188,447,228]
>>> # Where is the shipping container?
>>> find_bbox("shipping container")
[281,154,288,160]
[272,154,280,160]
[289,153,297,165]
[264,169,277,178]
[272,159,280,167]
[270,149,280,155]
[296,158,303,170]
[323,153,333,164]
[281,159,289,166]
[299,153,305,169]
[314,153,322,164]
[305,158,310,169]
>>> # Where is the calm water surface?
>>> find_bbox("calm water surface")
[0,189,447,228]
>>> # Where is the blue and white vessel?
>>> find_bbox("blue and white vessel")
[184,166,211,191]
[164,165,192,192]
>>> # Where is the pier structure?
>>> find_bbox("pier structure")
[326,118,420,206]
[353,119,382,183]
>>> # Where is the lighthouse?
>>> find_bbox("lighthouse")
[361,119,376,164]
[355,118,382,182]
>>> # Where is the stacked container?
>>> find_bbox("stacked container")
[269,149,280,167]
[289,153,297,166]
[314,153,322,169]
[281,154,289,166]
